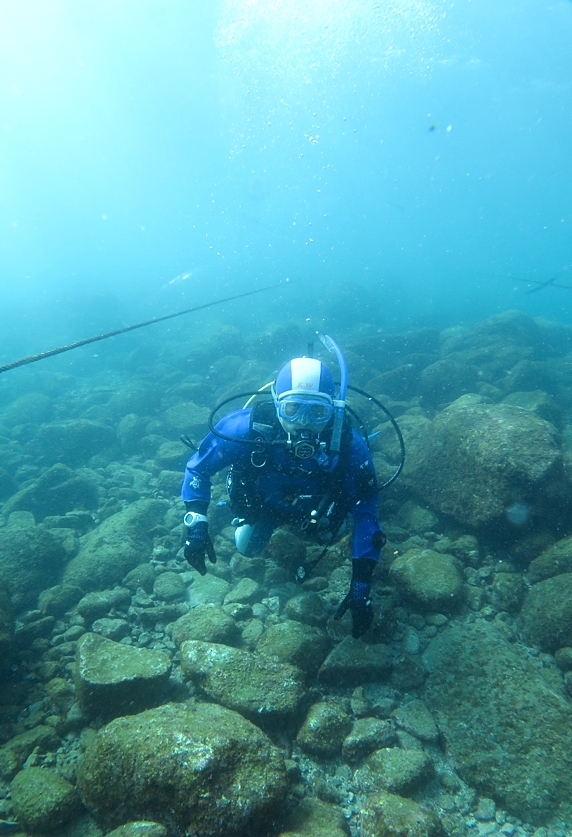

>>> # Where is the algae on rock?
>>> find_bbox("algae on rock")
[75,633,172,720]
[63,499,167,592]
[77,701,288,837]
[423,619,572,824]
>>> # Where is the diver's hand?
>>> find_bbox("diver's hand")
[334,580,373,638]
[184,522,217,576]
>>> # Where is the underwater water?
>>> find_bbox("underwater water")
[1,2,572,837]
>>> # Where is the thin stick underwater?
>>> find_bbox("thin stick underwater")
[0,283,283,375]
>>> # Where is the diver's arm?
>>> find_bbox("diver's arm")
[181,410,252,573]
[181,409,253,505]
[334,433,385,638]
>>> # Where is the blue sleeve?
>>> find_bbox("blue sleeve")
[181,409,252,504]
[346,430,383,561]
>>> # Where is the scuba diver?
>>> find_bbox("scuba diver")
[181,335,388,639]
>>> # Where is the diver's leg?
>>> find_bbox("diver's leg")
[234,518,274,556]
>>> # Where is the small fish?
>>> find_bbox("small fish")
[0,822,21,834]
[167,271,194,286]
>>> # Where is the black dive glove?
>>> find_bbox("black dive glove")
[335,558,377,639]
[183,511,217,576]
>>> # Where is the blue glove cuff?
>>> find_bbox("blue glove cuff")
[186,521,208,542]
[351,580,371,600]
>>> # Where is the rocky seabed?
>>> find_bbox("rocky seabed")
[1,312,572,837]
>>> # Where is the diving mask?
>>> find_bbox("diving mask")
[276,394,334,426]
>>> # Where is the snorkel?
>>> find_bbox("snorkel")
[318,333,347,453]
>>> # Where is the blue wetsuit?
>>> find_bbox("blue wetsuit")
[182,408,383,562]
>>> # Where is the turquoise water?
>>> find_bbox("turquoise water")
[2,6,572,835]
[1,0,571,362]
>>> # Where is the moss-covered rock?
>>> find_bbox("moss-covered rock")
[297,700,352,758]
[0,726,60,781]
[0,522,66,610]
[490,571,526,613]
[278,797,350,837]
[154,441,189,471]
[163,401,210,437]
[356,748,435,796]
[107,381,159,418]
[389,550,462,611]
[395,502,439,536]
[391,699,439,743]
[76,701,287,836]
[555,647,572,671]
[423,619,572,824]
[520,572,572,650]
[188,572,231,607]
[360,791,443,837]
[318,637,392,687]
[2,463,100,521]
[63,500,167,592]
[39,583,85,617]
[75,633,172,720]
[3,391,53,427]
[527,536,572,583]
[342,718,397,764]
[404,399,565,529]
[11,766,82,833]
[419,357,478,407]
[503,390,562,428]
[33,420,117,467]
[77,588,133,622]
[224,576,263,606]
[256,620,331,679]
[284,592,328,627]
[152,571,185,602]
[46,676,75,712]
[172,603,240,647]
[122,563,157,593]
[180,640,306,728]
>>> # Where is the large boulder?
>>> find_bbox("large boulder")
[404,398,566,529]
[527,536,572,583]
[2,463,100,521]
[0,726,60,781]
[62,500,166,592]
[0,520,66,610]
[10,766,82,833]
[163,401,210,438]
[318,637,392,687]
[32,420,117,467]
[296,700,352,758]
[520,573,572,651]
[256,620,331,679]
[388,549,463,612]
[179,640,306,729]
[360,790,443,837]
[278,798,350,837]
[355,748,435,797]
[75,633,172,720]
[419,357,478,407]
[2,392,53,427]
[76,701,287,837]
[423,619,572,824]
[171,604,241,647]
